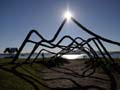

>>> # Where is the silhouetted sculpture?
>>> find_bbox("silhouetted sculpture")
[11,17,120,90]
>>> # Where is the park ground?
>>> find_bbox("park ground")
[0,58,120,90]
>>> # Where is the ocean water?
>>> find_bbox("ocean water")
[0,52,120,59]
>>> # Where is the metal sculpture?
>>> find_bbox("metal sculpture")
[12,17,120,90]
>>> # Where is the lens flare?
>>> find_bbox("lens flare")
[64,11,72,21]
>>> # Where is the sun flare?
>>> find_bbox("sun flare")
[64,11,72,21]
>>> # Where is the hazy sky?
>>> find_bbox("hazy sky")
[0,0,120,53]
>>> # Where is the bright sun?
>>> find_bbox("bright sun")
[64,11,72,21]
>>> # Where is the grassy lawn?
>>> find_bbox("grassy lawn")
[0,58,47,90]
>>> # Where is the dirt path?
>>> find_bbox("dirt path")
[39,60,120,90]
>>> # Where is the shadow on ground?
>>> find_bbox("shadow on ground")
[0,59,119,90]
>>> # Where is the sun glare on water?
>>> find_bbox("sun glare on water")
[62,54,80,60]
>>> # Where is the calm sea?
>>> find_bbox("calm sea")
[0,52,120,59]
